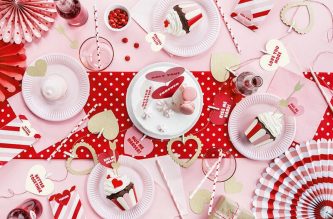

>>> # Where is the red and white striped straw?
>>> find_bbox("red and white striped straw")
[208,149,224,215]
[215,0,242,54]
[93,3,102,69]
[47,103,99,161]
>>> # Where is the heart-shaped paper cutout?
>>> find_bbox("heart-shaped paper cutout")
[224,176,243,194]
[211,53,240,82]
[25,165,54,196]
[98,151,118,168]
[66,142,98,175]
[260,39,290,71]
[279,97,304,117]
[54,189,71,206]
[112,178,123,188]
[146,67,185,83]
[209,93,235,125]
[167,134,203,168]
[189,189,212,214]
[280,1,314,35]
[26,59,47,77]
[145,32,166,52]
[124,126,154,157]
[152,76,184,99]
[88,110,119,140]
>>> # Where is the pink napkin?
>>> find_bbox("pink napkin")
[8,93,87,153]
[267,68,332,142]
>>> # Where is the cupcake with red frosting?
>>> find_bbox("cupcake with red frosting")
[104,171,138,211]
[164,2,204,37]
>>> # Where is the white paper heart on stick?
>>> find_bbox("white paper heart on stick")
[260,39,290,72]
[211,53,240,82]
[145,32,166,52]
[25,165,54,196]
[224,176,243,194]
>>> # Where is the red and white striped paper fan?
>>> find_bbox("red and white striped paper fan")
[0,0,57,44]
[0,41,26,102]
[253,139,333,219]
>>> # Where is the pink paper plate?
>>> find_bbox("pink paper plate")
[87,156,155,219]
[22,54,90,121]
[228,94,296,160]
[152,0,221,57]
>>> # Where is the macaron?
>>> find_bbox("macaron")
[182,87,197,101]
[180,101,195,115]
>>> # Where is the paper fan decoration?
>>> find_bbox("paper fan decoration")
[0,41,26,102]
[252,139,333,219]
[0,0,57,44]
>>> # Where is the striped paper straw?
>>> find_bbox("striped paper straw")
[47,103,99,161]
[93,3,102,69]
[156,160,184,219]
[208,149,224,215]
[215,0,242,54]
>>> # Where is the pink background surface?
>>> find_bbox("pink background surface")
[1,0,333,218]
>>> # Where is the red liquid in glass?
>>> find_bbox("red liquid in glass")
[7,199,43,219]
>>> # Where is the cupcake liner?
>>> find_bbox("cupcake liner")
[245,118,274,146]
[111,187,138,211]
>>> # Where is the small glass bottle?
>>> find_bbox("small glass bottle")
[231,72,263,96]
[55,0,89,27]
[7,199,43,219]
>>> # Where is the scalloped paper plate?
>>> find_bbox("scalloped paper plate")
[152,0,221,57]
[87,156,155,219]
[22,54,89,121]
[228,94,296,160]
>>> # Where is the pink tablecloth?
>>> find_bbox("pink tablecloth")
[1,0,333,218]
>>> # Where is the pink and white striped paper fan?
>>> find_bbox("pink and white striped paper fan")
[252,139,333,219]
[0,0,57,44]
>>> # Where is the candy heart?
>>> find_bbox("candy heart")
[146,67,185,83]
[209,93,235,125]
[167,134,203,168]
[26,59,47,77]
[280,1,314,35]
[211,53,240,82]
[124,126,154,157]
[224,176,243,194]
[112,178,123,188]
[88,110,119,140]
[279,97,304,117]
[98,151,118,168]
[190,189,212,214]
[54,189,71,205]
[260,39,290,72]
[145,32,166,52]
[152,76,184,99]
[25,165,54,196]
[66,142,98,175]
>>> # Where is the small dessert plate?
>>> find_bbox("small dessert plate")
[228,94,296,160]
[87,156,154,219]
[22,54,90,121]
[152,0,221,57]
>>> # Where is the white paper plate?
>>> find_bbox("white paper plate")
[228,94,296,160]
[152,0,221,57]
[87,156,155,219]
[126,62,203,139]
[22,54,90,121]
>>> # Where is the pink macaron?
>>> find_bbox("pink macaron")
[180,101,195,115]
[182,87,197,101]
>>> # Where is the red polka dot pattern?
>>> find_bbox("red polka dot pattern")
[0,71,332,160]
